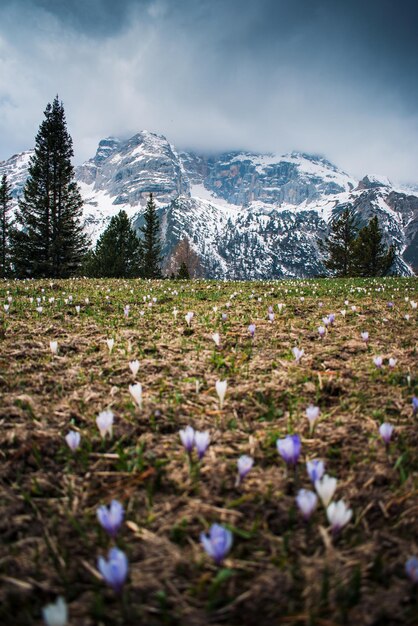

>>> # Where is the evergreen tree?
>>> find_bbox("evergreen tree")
[352,216,395,276]
[140,193,162,278]
[10,96,88,278]
[85,210,142,277]
[319,207,359,277]
[0,174,13,278]
[177,261,190,279]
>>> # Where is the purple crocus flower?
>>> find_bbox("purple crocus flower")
[276,434,301,467]
[248,323,256,338]
[222,313,228,321]
[328,313,335,325]
[179,425,195,454]
[195,431,210,460]
[412,396,418,415]
[306,459,325,483]
[97,547,128,592]
[237,455,254,482]
[97,500,124,538]
[379,422,393,445]
[200,524,233,565]
[318,326,326,339]
[405,556,418,584]
[387,302,394,308]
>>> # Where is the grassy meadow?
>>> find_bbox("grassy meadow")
[0,276,417,625]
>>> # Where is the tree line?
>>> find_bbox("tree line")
[0,96,399,280]
[319,207,396,277]
[0,97,163,280]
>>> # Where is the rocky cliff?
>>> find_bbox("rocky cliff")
[1,130,416,278]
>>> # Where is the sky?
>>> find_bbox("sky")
[0,0,418,183]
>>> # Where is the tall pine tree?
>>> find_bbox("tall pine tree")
[10,96,88,278]
[140,193,162,278]
[352,216,395,276]
[85,210,142,277]
[319,207,359,277]
[0,174,12,278]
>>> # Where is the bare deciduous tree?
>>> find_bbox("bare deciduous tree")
[164,237,204,278]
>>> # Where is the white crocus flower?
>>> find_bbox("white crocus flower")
[216,379,227,409]
[306,405,320,433]
[106,338,114,353]
[296,489,318,520]
[49,341,58,355]
[212,333,221,347]
[292,347,304,362]
[327,500,353,532]
[129,360,140,377]
[42,596,68,626]
[315,474,337,507]
[96,410,114,439]
[129,383,143,409]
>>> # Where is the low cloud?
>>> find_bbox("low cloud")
[1,0,417,183]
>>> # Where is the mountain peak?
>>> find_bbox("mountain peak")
[357,174,392,190]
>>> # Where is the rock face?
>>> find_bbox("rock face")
[1,130,417,277]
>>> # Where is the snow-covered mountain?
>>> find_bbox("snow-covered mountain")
[1,130,417,277]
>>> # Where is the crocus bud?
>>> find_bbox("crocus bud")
[361,331,369,343]
[97,500,124,538]
[216,379,227,409]
[65,430,80,451]
[50,341,58,355]
[318,326,326,338]
[373,356,383,369]
[106,338,114,353]
[405,556,418,584]
[200,524,233,565]
[276,434,301,467]
[129,383,142,409]
[326,500,352,533]
[315,474,337,507]
[292,347,304,362]
[306,459,324,483]
[42,596,68,626]
[179,425,195,454]
[306,405,320,433]
[296,489,318,520]
[212,333,221,347]
[248,323,256,337]
[379,422,393,444]
[129,360,140,377]
[195,431,210,460]
[98,548,128,592]
[96,410,114,439]
[237,455,254,483]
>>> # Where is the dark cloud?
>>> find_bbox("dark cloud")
[0,0,417,182]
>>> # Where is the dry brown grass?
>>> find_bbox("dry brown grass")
[0,277,417,625]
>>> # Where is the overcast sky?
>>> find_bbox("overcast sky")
[1,0,417,183]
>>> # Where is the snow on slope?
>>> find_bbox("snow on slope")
[1,130,416,277]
